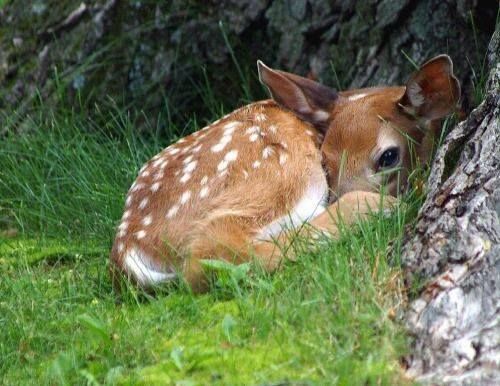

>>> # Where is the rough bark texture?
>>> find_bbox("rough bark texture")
[402,26,500,385]
[0,0,497,129]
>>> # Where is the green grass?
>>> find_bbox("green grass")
[0,105,419,385]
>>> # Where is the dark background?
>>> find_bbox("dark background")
[0,0,498,133]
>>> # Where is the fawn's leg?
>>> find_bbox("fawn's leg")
[184,214,302,293]
[251,190,396,265]
[309,190,396,236]
[184,191,395,292]
[184,217,268,293]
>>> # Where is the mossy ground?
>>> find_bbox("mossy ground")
[0,89,419,385]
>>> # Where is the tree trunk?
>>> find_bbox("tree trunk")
[402,26,500,385]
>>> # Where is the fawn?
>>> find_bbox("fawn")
[110,55,460,292]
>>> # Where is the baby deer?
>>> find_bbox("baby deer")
[110,55,460,292]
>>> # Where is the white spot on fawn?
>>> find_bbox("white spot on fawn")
[167,147,180,155]
[269,125,278,133]
[166,204,179,218]
[279,153,288,165]
[224,149,238,162]
[217,160,229,172]
[117,243,124,253]
[306,130,314,137]
[117,221,128,238]
[245,126,260,135]
[132,183,145,192]
[223,121,241,133]
[192,144,203,153]
[151,182,161,192]
[252,160,261,169]
[262,147,274,159]
[249,133,259,142]
[154,171,164,181]
[140,170,150,177]
[184,160,197,173]
[180,173,192,184]
[211,134,232,153]
[181,146,192,155]
[221,131,234,142]
[159,160,168,169]
[126,195,133,207]
[211,143,225,153]
[122,210,131,219]
[218,150,238,171]
[139,197,149,210]
[135,230,146,240]
[152,158,164,168]
[142,215,152,226]
[180,190,191,204]
[199,186,209,198]
[200,175,208,185]
[183,155,193,164]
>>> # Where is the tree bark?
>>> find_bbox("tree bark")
[402,25,500,385]
[0,1,497,129]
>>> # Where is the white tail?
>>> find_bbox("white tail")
[111,55,460,292]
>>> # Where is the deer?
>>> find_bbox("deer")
[110,55,460,293]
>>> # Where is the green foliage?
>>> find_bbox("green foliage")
[0,103,189,240]
[467,8,499,107]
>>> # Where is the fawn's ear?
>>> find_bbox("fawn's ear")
[400,55,461,120]
[257,60,338,131]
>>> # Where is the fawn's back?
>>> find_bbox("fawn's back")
[110,55,460,291]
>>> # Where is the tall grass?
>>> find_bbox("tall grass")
[468,8,499,107]
[0,104,197,242]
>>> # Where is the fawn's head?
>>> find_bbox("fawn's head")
[258,55,460,200]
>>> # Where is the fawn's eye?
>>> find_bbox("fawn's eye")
[378,147,400,169]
